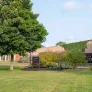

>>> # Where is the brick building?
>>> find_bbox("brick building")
[0,54,20,61]
[84,41,92,63]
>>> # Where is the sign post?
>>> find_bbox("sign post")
[32,56,40,68]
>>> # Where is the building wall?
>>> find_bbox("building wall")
[84,41,92,63]
[0,46,66,61]
[0,55,10,61]
[31,45,66,56]
[0,54,21,61]
[85,41,92,53]
[15,54,21,61]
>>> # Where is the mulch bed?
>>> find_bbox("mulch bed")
[21,67,65,71]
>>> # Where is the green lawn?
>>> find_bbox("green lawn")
[0,65,92,92]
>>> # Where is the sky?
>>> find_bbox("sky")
[31,0,92,47]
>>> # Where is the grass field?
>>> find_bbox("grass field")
[0,65,92,92]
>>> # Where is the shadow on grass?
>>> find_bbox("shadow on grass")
[0,65,22,71]
[64,69,92,75]
[21,67,65,71]
[74,70,92,75]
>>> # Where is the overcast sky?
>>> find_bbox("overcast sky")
[32,0,92,47]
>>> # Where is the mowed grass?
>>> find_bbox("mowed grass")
[0,65,92,92]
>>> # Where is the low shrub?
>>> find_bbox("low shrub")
[61,52,87,69]
[39,51,67,68]
[90,67,92,71]
[18,56,29,63]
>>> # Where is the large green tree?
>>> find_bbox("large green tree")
[0,0,48,70]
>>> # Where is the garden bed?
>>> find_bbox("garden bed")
[21,67,65,71]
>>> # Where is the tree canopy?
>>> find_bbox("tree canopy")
[0,0,48,55]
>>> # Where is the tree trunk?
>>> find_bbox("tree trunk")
[29,52,33,68]
[10,54,14,71]
[59,62,62,69]
[72,64,77,69]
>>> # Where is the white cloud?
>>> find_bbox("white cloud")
[68,36,74,40]
[64,1,84,10]
[66,36,75,43]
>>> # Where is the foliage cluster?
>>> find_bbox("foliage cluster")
[0,0,48,56]
[90,67,92,71]
[62,52,86,69]
[55,41,88,69]
[62,41,87,52]
[56,41,66,46]
[39,51,86,69]
[39,51,67,68]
